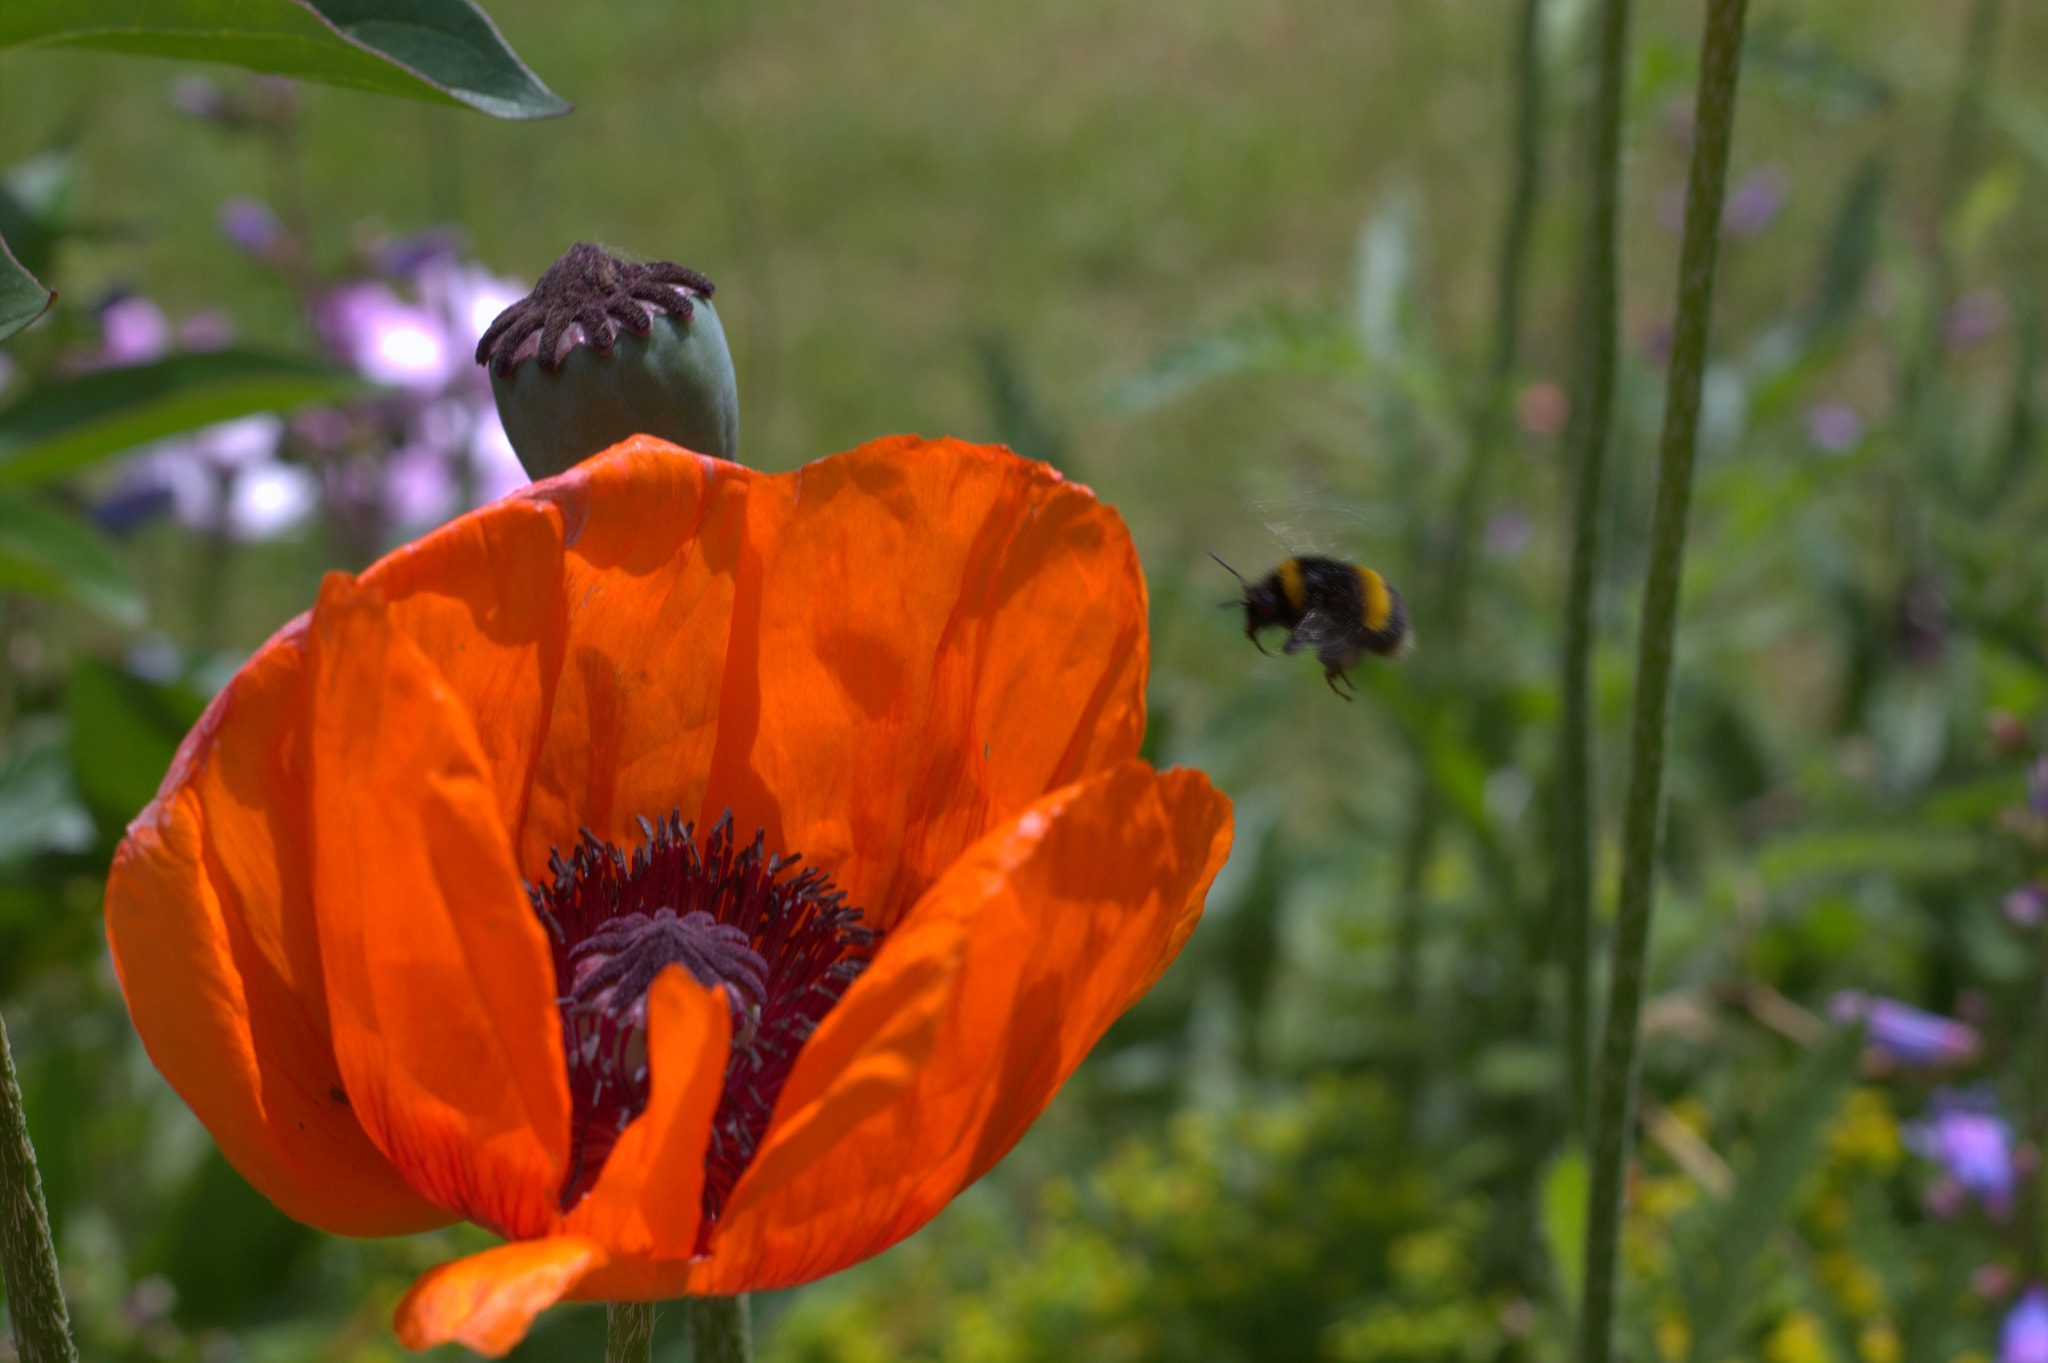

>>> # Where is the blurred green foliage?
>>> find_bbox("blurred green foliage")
[4,0,2048,1359]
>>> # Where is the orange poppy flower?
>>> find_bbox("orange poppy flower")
[105,434,1233,1354]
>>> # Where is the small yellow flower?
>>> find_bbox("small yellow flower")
[1765,1309,1829,1363]
[1655,1313,1691,1362]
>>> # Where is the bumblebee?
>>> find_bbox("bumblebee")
[1211,553,1411,699]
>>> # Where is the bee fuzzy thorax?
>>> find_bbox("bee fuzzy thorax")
[1212,552,1412,699]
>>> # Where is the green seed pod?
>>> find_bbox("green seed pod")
[476,242,738,480]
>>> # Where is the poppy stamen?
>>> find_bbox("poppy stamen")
[530,810,876,1233]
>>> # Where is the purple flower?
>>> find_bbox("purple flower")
[319,282,455,391]
[468,409,527,505]
[2004,1286,2048,1363]
[1485,510,1532,559]
[1803,401,1862,454]
[110,415,318,542]
[219,198,284,257]
[2028,756,2048,817]
[1722,167,1787,239]
[1907,1089,2015,1218]
[177,310,235,352]
[95,296,171,368]
[377,227,462,280]
[1831,991,1979,1067]
[2008,885,2048,929]
[1947,288,2007,350]
[169,75,230,120]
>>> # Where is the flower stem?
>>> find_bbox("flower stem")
[0,1012,76,1363]
[605,1301,654,1363]
[1576,3,1750,1363]
[685,1295,752,1363]
[1554,0,1632,1142]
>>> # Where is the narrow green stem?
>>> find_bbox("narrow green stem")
[1440,0,1548,635]
[685,1294,752,1363]
[1554,0,1632,1142]
[0,1012,76,1363]
[605,1301,655,1363]
[1576,4,1749,1363]
[1391,0,1547,1058]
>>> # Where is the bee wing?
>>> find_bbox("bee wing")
[1279,602,1360,658]
[1249,494,1392,561]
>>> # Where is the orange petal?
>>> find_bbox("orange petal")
[516,439,752,872]
[704,437,1149,931]
[106,617,447,1236]
[359,493,570,848]
[394,1235,606,1356]
[305,573,567,1239]
[690,761,1232,1292]
[564,966,730,1264]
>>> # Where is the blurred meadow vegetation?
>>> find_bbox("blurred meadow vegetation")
[4,0,2048,1359]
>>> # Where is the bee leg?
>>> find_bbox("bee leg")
[1324,669,1356,701]
[1247,632,1275,657]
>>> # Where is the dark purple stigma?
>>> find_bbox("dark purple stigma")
[530,811,876,1241]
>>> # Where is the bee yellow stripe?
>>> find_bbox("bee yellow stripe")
[1357,566,1393,631]
[1277,558,1307,614]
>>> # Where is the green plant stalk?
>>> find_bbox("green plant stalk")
[1554,0,1632,1140]
[1440,0,1547,633]
[0,1012,76,1363]
[1576,2,1749,1362]
[605,1301,654,1363]
[686,1294,752,1363]
[1390,0,1547,1038]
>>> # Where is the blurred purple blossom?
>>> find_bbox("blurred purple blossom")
[1947,288,2008,350]
[308,251,528,533]
[105,415,318,543]
[177,310,235,352]
[1906,1089,2015,1219]
[2005,1286,2048,1363]
[1485,511,1532,560]
[219,197,285,257]
[377,227,463,279]
[94,296,172,368]
[2029,756,2048,817]
[169,75,230,120]
[1803,401,1863,454]
[1721,167,1787,239]
[2005,884,2047,929]
[320,282,457,391]
[1830,991,1979,1067]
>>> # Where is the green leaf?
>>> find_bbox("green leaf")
[0,349,365,484]
[1754,826,1985,888]
[1682,1025,1863,1363]
[0,227,54,344]
[1541,1143,1588,1321]
[0,0,569,121]
[65,660,205,838]
[0,715,95,865]
[0,488,144,626]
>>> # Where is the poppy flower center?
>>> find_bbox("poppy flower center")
[529,811,876,1234]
